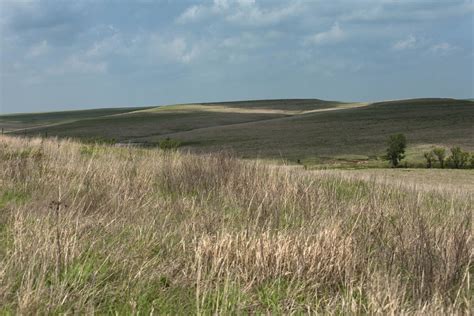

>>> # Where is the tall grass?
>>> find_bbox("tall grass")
[0,136,472,314]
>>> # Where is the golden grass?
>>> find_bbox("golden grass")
[309,168,474,196]
[0,135,472,314]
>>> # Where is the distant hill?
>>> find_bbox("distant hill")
[0,99,342,139]
[0,107,152,133]
[1,98,472,165]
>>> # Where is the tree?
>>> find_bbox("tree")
[423,151,435,168]
[448,146,469,169]
[385,134,407,167]
[432,147,446,168]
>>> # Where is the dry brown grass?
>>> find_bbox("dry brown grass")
[0,135,472,314]
[308,168,474,197]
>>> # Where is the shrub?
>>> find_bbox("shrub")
[159,138,181,150]
[432,147,446,168]
[80,136,116,145]
[447,146,469,169]
[423,151,435,168]
[384,134,406,167]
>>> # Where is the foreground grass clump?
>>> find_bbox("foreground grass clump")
[0,136,472,314]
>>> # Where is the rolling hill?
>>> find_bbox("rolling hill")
[1,98,472,165]
[0,107,153,132]
[0,99,343,139]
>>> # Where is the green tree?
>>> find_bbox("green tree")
[432,147,446,168]
[423,151,435,168]
[448,146,469,169]
[385,134,407,167]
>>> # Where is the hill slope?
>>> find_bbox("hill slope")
[0,107,152,132]
[1,98,472,164]
[1,99,345,140]
[152,98,473,162]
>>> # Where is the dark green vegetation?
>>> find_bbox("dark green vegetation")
[423,146,473,169]
[1,98,472,166]
[384,133,407,167]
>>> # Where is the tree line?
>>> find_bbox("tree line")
[385,133,473,169]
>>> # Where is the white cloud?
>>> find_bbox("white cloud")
[226,1,302,26]
[176,0,302,26]
[392,35,417,50]
[430,42,458,55]
[85,33,123,58]
[304,23,345,46]
[149,36,201,64]
[176,0,474,28]
[341,0,474,23]
[175,0,239,24]
[392,36,458,55]
[176,5,206,23]
[220,31,281,50]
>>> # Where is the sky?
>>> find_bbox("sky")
[0,0,473,114]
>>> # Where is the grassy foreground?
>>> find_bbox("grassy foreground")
[0,136,472,314]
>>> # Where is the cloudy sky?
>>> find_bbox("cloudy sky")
[1,0,473,113]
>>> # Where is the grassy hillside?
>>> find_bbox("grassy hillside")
[152,98,473,164]
[1,98,472,165]
[0,99,341,141]
[0,136,471,313]
[0,107,152,132]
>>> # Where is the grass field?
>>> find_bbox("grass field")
[310,168,474,195]
[1,98,472,167]
[0,98,472,312]
[0,135,472,314]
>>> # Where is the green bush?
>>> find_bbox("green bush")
[159,138,181,150]
[79,137,116,145]
[423,151,435,168]
[447,147,469,169]
[432,147,446,168]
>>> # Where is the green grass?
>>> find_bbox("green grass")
[0,190,30,208]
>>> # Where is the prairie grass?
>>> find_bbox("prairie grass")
[0,135,472,314]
